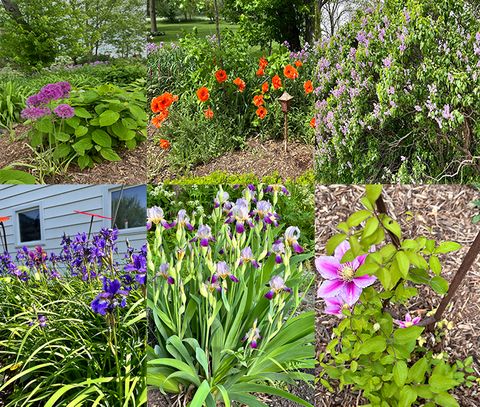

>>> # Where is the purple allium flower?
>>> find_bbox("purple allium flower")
[53,104,75,119]
[193,225,214,247]
[242,320,262,349]
[91,277,129,315]
[316,241,376,305]
[264,275,292,300]
[394,313,421,328]
[216,261,239,282]
[146,42,158,54]
[284,226,303,253]
[21,106,51,120]
[26,94,42,107]
[239,247,259,268]
[147,206,172,230]
[38,83,64,103]
[158,263,174,284]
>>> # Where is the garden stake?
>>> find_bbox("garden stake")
[279,92,293,153]
[375,194,400,249]
[425,228,480,331]
[0,218,8,253]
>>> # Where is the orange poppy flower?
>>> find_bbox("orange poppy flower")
[233,77,246,92]
[261,82,269,93]
[304,80,313,94]
[256,67,265,76]
[215,69,228,83]
[284,65,299,80]
[310,117,316,128]
[272,74,282,90]
[259,57,268,69]
[295,60,303,67]
[204,107,214,119]
[159,139,170,150]
[152,110,169,128]
[256,106,267,119]
[151,92,175,113]
[196,87,210,102]
[253,94,264,107]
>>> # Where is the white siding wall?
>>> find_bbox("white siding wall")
[0,185,146,256]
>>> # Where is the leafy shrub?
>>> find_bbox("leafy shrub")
[0,229,147,406]
[0,167,36,184]
[314,0,480,183]
[147,185,315,405]
[0,81,29,129]
[24,82,147,170]
[317,185,476,406]
[147,32,317,168]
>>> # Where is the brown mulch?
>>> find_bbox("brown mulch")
[148,135,313,183]
[315,185,480,407]
[0,125,147,184]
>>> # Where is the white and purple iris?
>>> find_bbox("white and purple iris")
[214,191,230,208]
[174,209,194,231]
[394,313,421,328]
[253,200,279,226]
[271,240,285,264]
[147,207,173,230]
[204,275,223,293]
[239,247,260,268]
[242,320,262,348]
[316,241,376,306]
[284,226,304,253]
[215,261,239,282]
[192,225,214,247]
[265,275,292,300]
[264,184,289,195]
[227,199,254,234]
[158,263,174,284]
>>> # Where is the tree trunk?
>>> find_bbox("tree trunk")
[213,0,222,49]
[150,0,157,33]
[1,0,29,27]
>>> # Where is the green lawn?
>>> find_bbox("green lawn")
[150,19,238,43]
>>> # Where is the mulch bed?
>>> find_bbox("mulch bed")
[148,135,313,183]
[315,185,480,406]
[0,125,147,184]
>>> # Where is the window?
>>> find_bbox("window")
[111,185,146,230]
[18,207,41,243]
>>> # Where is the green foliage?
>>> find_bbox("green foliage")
[318,185,476,406]
[147,185,315,405]
[27,84,147,171]
[148,32,316,169]
[314,0,480,183]
[0,167,36,184]
[0,81,29,129]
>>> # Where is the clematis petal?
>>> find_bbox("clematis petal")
[315,256,341,279]
[334,240,350,261]
[342,282,362,305]
[317,279,344,298]
[412,317,421,325]
[353,274,376,288]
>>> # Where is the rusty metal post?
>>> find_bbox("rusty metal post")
[279,92,293,153]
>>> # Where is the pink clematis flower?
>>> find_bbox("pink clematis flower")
[324,295,351,317]
[316,241,376,305]
[394,313,421,328]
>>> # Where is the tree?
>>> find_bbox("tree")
[150,0,157,33]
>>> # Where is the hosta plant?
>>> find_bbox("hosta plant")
[147,184,315,406]
[23,82,147,171]
[317,185,477,406]
[0,229,147,406]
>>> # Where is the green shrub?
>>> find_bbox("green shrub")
[0,81,29,129]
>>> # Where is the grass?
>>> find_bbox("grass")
[150,18,238,43]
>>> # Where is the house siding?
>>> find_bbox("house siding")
[0,185,146,256]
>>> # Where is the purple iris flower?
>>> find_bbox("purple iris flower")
[157,263,174,284]
[316,241,376,305]
[253,200,278,226]
[175,209,194,231]
[214,191,229,208]
[124,249,147,285]
[242,321,262,348]
[226,199,254,234]
[284,226,304,253]
[147,206,173,230]
[29,314,48,327]
[216,261,239,282]
[271,240,285,264]
[191,225,214,247]
[239,247,260,268]
[91,277,129,316]
[264,275,292,300]
[265,184,289,195]
[204,275,222,292]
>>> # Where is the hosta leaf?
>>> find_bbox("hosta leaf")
[98,110,120,126]
[100,148,121,161]
[92,129,112,147]
[74,107,92,118]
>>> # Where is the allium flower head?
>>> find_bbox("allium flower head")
[53,104,75,119]
[21,106,51,120]
[316,241,375,305]
[264,275,292,300]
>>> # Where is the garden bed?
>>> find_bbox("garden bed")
[315,185,480,406]
[148,137,313,182]
[0,125,147,184]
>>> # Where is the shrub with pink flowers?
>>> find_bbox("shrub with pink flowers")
[317,185,476,406]
[314,0,480,183]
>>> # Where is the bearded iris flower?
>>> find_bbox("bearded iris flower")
[271,241,285,264]
[253,200,279,226]
[239,247,260,268]
[174,209,194,231]
[191,225,214,247]
[147,207,173,230]
[284,226,304,253]
[214,191,229,208]
[264,275,292,300]
[216,261,239,282]
[91,277,129,316]
[226,199,254,234]
[242,320,262,348]
[157,263,174,284]
[316,241,376,305]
